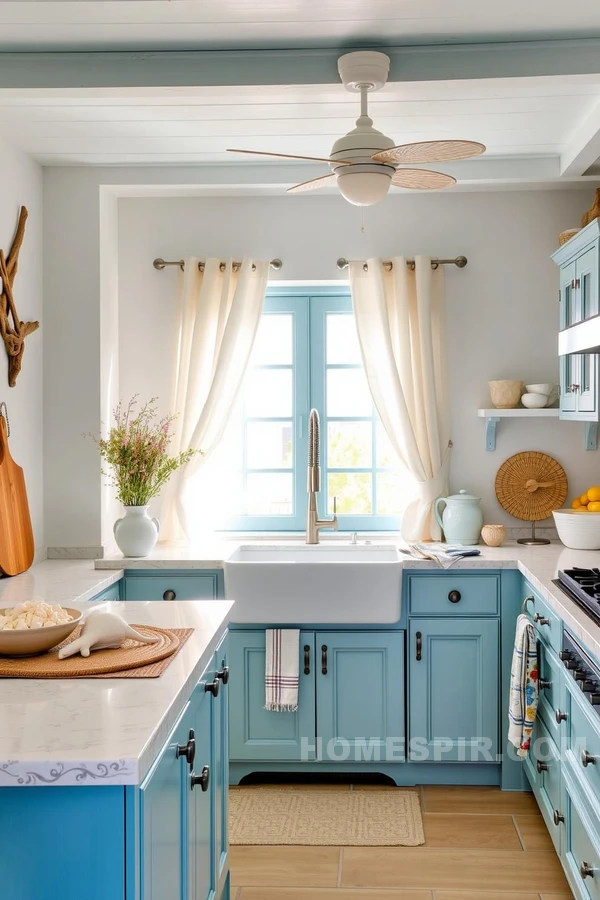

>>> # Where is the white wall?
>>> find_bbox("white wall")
[117,189,597,530]
[42,166,599,545]
[0,138,43,554]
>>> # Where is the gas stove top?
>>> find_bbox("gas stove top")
[553,568,600,626]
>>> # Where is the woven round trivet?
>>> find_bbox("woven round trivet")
[0,624,180,677]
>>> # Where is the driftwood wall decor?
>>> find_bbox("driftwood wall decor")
[0,206,39,387]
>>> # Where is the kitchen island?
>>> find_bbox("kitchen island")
[0,599,233,900]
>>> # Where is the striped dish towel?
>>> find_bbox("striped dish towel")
[508,614,539,758]
[265,629,300,712]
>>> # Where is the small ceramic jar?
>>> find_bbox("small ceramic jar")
[481,524,506,547]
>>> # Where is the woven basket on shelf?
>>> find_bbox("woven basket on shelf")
[495,451,568,522]
[582,189,600,228]
[559,228,580,246]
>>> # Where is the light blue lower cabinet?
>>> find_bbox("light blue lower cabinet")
[408,618,499,762]
[229,629,317,761]
[123,571,223,601]
[561,767,600,900]
[316,631,404,763]
[0,652,229,900]
[229,629,404,764]
[523,718,562,856]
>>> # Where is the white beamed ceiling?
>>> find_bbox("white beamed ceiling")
[1,76,600,172]
[0,1,599,51]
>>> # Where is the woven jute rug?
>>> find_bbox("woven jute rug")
[229,787,425,846]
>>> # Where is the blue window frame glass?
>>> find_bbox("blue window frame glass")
[224,286,410,531]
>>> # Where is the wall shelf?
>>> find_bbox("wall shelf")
[477,408,559,451]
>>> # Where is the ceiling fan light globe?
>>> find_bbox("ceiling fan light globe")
[337,171,392,206]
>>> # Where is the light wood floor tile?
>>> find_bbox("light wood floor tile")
[514,814,554,850]
[423,785,539,815]
[422,813,521,849]
[239,890,432,899]
[435,893,542,900]
[230,846,340,887]
[540,895,575,899]
[340,848,569,891]
[351,784,421,792]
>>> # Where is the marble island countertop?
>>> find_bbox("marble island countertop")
[0,599,232,788]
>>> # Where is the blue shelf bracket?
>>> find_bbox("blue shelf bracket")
[484,416,499,451]
[585,422,598,451]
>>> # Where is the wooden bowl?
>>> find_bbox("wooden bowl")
[0,607,82,657]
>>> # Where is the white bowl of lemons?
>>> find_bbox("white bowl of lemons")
[554,486,600,549]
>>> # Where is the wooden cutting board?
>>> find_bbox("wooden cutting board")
[0,414,34,576]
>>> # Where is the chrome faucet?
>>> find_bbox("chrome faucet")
[306,409,338,544]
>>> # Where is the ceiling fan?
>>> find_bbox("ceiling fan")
[227,51,485,207]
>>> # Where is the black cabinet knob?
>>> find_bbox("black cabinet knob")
[555,709,568,723]
[216,667,229,685]
[580,861,595,879]
[448,590,461,603]
[191,765,210,792]
[539,679,552,691]
[176,729,196,767]
[559,650,573,662]
[205,678,220,697]
[534,613,550,626]
[163,589,176,601]
[536,759,548,773]
[582,749,597,768]
[553,809,565,826]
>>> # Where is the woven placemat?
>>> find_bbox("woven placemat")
[0,625,193,678]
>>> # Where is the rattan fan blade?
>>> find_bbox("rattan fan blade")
[495,451,567,522]
[373,140,486,165]
[287,173,338,193]
[391,168,456,190]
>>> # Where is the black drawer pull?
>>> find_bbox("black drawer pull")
[555,708,567,723]
[205,677,220,697]
[216,667,229,685]
[539,679,552,690]
[176,729,196,767]
[536,759,548,773]
[553,809,564,826]
[416,631,422,661]
[191,765,210,792]
[321,645,328,675]
[163,589,176,601]
[448,590,461,603]
[304,644,310,675]
[534,612,550,626]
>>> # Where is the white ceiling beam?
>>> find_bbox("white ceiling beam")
[1,39,600,90]
[561,99,600,176]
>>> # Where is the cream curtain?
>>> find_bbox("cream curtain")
[349,256,451,541]
[161,257,269,541]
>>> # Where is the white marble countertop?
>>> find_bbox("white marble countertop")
[0,559,123,607]
[0,599,232,788]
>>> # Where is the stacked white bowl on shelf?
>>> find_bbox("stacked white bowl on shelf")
[521,383,558,409]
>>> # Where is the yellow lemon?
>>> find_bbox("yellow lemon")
[581,492,590,505]
[588,501,600,512]
[572,498,582,509]
[588,486,600,503]
[580,504,589,511]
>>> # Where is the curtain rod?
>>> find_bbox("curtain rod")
[336,256,467,272]
[153,257,282,273]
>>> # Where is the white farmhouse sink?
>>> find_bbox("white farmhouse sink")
[223,544,402,623]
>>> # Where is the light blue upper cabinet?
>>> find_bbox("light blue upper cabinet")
[553,222,600,422]
[316,631,405,763]
[409,618,499,763]
[140,703,192,900]
[228,630,317,761]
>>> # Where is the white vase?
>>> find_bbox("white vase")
[113,506,159,557]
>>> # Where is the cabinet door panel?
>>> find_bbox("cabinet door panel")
[577,244,599,320]
[190,683,215,900]
[409,618,499,762]
[316,631,405,763]
[578,352,599,414]
[229,630,316,761]
[560,260,578,328]
[140,704,191,900]
[212,638,229,888]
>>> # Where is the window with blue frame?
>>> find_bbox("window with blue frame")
[221,286,415,531]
